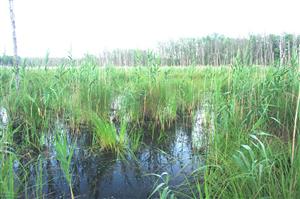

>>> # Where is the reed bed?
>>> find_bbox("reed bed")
[0,64,299,198]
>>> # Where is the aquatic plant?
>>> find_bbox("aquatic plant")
[0,62,299,198]
[129,130,143,152]
[90,112,128,153]
[148,172,176,199]
[189,66,300,198]
[54,132,75,199]
[0,154,15,199]
[35,157,43,198]
[0,131,16,199]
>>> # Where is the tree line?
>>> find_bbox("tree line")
[1,34,300,67]
[98,34,300,66]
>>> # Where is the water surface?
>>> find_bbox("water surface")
[15,114,207,199]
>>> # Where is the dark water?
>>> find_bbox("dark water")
[13,116,206,199]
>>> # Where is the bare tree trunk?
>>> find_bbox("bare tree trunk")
[279,36,285,67]
[9,0,20,90]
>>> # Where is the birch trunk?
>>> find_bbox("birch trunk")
[8,0,20,90]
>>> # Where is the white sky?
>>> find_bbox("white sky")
[0,0,300,58]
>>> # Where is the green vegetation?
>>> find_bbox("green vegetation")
[0,62,299,198]
[1,33,299,67]
[148,172,176,199]
[90,112,128,153]
[0,128,15,199]
[54,132,75,199]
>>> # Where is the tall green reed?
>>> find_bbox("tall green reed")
[54,132,75,199]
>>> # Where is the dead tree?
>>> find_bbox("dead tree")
[8,0,20,90]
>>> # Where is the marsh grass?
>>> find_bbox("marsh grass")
[129,130,143,152]
[54,131,75,199]
[34,157,43,198]
[0,64,299,198]
[0,129,16,199]
[191,66,300,198]
[89,112,129,154]
[1,66,206,132]
[148,172,176,199]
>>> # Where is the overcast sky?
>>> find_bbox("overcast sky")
[0,0,300,58]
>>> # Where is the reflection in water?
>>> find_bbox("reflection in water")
[0,107,8,134]
[192,108,207,150]
[192,106,214,151]
[15,118,205,199]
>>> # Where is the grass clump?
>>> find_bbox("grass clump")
[54,132,75,199]
[0,129,16,199]
[90,112,128,153]
[190,66,300,199]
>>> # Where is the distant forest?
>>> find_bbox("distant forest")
[1,34,300,67]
